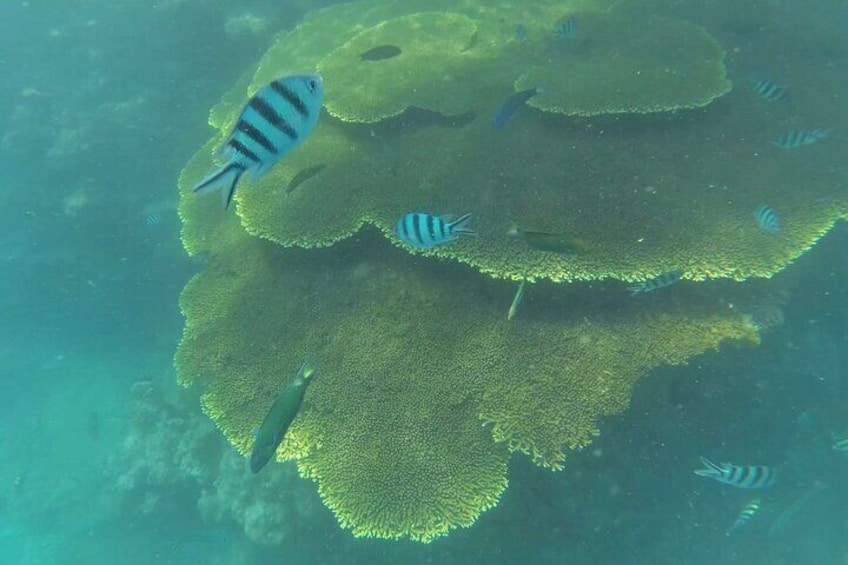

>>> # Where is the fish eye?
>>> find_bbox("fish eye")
[308,79,318,92]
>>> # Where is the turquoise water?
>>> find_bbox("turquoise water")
[4,1,848,563]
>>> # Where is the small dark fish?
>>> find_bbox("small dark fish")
[250,360,317,474]
[144,213,161,227]
[753,79,788,102]
[728,498,762,534]
[515,24,527,41]
[772,128,828,149]
[694,456,776,489]
[285,163,326,197]
[508,224,587,254]
[194,74,324,210]
[628,270,682,296]
[754,204,779,233]
[87,410,101,440]
[555,17,576,39]
[493,87,539,130]
[396,212,475,249]
[359,45,402,61]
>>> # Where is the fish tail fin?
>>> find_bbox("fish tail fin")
[193,162,246,210]
[694,456,723,478]
[295,358,317,384]
[450,213,476,236]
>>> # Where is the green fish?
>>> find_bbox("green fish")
[249,360,316,474]
[508,224,588,254]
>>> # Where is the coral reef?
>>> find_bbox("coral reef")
[181,0,846,284]
[173,0,844,546]
[109,380,320,546]
[515,13,731,116]
[174,224,758,541]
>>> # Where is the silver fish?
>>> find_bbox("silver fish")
[507,280,526,321]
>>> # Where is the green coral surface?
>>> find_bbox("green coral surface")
[176,190,758,540]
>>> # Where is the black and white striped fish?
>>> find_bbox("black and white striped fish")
[772,128,828,149]
[752,79,788,102]
[694,456,776,489]
[728,498,762,534]
[193,74,324,209]
[555,16,576,39]
[628,270,682,296]
[143,213,161,227]
[395,212,475,250]
[754,204,779,234]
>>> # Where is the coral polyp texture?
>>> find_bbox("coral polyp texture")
[174,222,758,541]
[516,13,732,116]
[316,12,481,123]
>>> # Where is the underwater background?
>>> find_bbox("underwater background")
[3,0,848,563]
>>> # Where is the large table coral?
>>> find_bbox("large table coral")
[175,213,757,541]
[175,0,841,545]
[182,0,846,284]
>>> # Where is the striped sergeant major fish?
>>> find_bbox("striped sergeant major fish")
[194,74,324,210]
[628,270,682,296]
[753,79,788,102]
[754,204,779,234]
[395,212,476,250]
[249,359,317,474]
[555,16,576,39]
[728,498,762,534]
[772,128,828,149]
[694,456,776,489]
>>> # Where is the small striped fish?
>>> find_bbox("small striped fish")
[754,204,779,234]
[753,79,788,102]
[694,456,776,489]
[728,498,762,534]
[194,74,324,209]
[143,213,161,226]
[395,212,475,250]
[772,128,828,149]
[628,270,682,296]
[555,17,576,39]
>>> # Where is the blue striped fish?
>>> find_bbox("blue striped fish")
[628,270,682,296]
[694,456,776,489]
[193,74,324,209]
[754,204,779,234]
[395,212,475,249]
[772,128,828,149]
[728,498,762,534]
[753,79,788,102]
